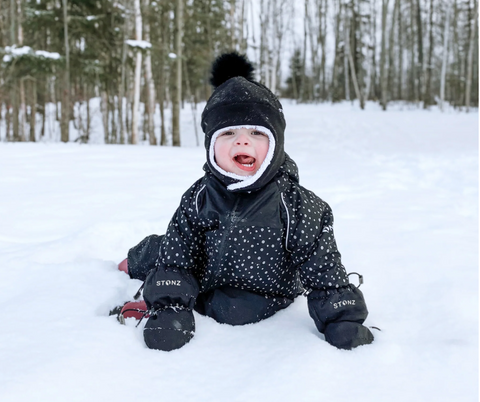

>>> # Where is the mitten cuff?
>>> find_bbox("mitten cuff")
[143,265,199,311]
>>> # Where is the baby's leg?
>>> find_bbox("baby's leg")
[195,287,293,326]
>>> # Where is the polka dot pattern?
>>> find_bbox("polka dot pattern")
[159,158,348,299]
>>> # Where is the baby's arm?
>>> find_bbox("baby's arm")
[287,194,374,349]
[141,180,207,309]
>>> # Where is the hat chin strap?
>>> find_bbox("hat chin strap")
[209,125,276,191]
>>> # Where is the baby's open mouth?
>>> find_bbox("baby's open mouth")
[234,154,256,170]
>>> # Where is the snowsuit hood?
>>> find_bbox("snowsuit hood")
[201,54,286,192]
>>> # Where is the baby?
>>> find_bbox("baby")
[117,53,374,351]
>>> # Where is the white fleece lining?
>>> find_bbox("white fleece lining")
[209,125,276,191]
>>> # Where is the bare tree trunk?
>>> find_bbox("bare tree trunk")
[41,80,46,138]
[319,0,327,99]
[306,0,317,100]
[143,0,157,145]
[171,0,183,146]
[415,0,424,103]
[345,3,364,109]
[17,0,26,141]
[343,2,350,101]
[271,0,286,96]
[131,0,143,144]
[240,0,247,53]
[119,0,130,144]
[409,0,417,102]
[452,2,462,106]
[61,0,70,142]
[29,79,36,142]
[10,0,16,45]
[465,0,478,111]
[8,0,16,141]
[7,102,12,141]
[126,71,132,141]
[388,0,399,100]
[397,0,403,99]
[159,8,168,146]
[380,0,389,110]
[440,3,452,111]
[365,0,376,100]
[19,78,26,142]
[230,0,236,50]
[331,0,342,99]
[86,84,91,140]
[183,58,199,146]
[0,100,3,141]
[109,90,117,143]
[259,0,271,88]
[300,0,308,101]
[424,0,434,108]
[347,34,364,108]
[250,0,259,74]
[101,90,109,143]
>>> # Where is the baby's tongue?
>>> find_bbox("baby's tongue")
[236,155,255,164]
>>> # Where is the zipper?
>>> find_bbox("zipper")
[204,196,241,290]
[280,192,292,252]
[195,184,207,215]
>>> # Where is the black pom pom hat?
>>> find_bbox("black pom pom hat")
[201,52,286,192]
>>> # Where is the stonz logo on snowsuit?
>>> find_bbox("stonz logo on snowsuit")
[322,225,334,233]
[156,280,182,286]
[333,300,356,309]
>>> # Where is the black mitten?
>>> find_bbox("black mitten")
[324,321,374,350]
[143,265,199,311]
[142,265,199,351]
[308,284,374,350]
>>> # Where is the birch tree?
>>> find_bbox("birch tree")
[440,2,452,111]
[424,0,434,107]
[61,0,70,142]
[131,0,142,144]
[143,0,156,145]
[380,0,389,110]
[171,0,183,147]
[465,0,478,111]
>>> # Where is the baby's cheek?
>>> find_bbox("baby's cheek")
[256,141,270,164]
[214,143,230,170]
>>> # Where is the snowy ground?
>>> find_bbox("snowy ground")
[0,102,478,402]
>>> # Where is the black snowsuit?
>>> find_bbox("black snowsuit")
[130,71,373,350]
[129,154,374,349]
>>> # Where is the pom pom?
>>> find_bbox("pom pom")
[210,52,255,88]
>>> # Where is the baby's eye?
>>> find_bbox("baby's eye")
[252,131,267,136]
[221,131,234,136]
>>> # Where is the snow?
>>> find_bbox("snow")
[0,102,477,402]
[2,46,31,62]
[2,46,60,62]
[4,45,32,56]
[125,39,152,49]
[34,50,61,60]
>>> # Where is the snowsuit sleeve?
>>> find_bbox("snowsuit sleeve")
[140,180,207,313]
[125,180,207,281]
[158,179,208,272]
[284,186,374,349]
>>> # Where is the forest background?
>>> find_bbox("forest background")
[0,0,478,146]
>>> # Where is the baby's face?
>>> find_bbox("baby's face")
[214,127,269,176]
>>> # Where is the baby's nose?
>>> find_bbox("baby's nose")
[236,134,250,145]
